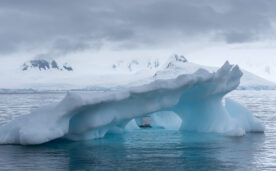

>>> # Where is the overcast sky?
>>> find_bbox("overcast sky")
[0,0,276,81]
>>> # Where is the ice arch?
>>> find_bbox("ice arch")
[0,62,264,145]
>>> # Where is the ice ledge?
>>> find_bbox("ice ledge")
[0,61,264,145]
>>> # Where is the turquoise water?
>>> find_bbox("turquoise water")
[0,91,275,170]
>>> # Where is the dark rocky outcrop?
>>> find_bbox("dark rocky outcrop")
[22,59,73,71]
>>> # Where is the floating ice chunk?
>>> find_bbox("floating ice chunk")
[125,119,140,130]
[0,61,264,145]
[150,112,182,130]
[225,98,265,133]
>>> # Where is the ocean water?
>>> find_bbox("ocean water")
[0,90,275,170]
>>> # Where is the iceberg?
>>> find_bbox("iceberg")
[0,61,264,145]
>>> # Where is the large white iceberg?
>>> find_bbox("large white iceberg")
[0,62,264,145]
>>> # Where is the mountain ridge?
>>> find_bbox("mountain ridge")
[0,55,274,92]
[22,59,73,71]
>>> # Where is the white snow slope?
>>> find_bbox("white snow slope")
[152,55,276,90]
[0,61,264,145]
[0,55,275,91]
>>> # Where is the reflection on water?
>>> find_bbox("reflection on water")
[0,90,275,170]
[0,131,266,170]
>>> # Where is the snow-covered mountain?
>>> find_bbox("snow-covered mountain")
[153,55,276,90]
[109,54,276,90]
[0,54,275,92]
[22,59,73,71]
[111,58,160,72]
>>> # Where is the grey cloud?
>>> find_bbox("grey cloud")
[0,0,275,56]
[223,31,256,44]
[52,38,93,55]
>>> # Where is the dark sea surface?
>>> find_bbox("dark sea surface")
[0,90,275,171]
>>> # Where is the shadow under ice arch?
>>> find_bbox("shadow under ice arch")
[0,62,264,145]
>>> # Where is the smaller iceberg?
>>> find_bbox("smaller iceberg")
[225,98,264,134]
[0,61,264,145]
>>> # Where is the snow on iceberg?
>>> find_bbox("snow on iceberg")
[0,61,264,145]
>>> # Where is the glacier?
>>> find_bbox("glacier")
[0,54,275,91]
[0,61,264,145]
